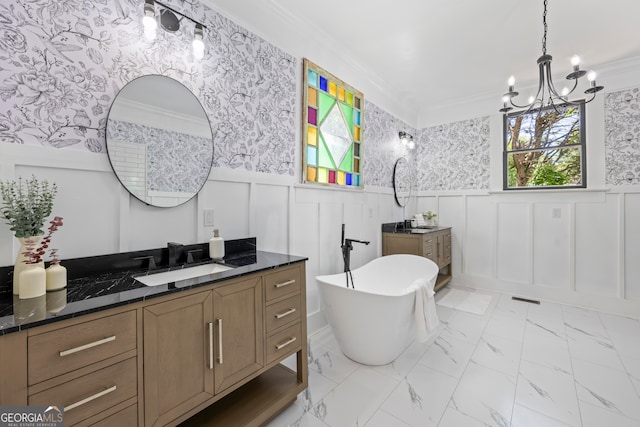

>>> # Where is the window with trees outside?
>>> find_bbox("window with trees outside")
[504,103,586,189]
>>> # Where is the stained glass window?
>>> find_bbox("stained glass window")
[302,58,364,188]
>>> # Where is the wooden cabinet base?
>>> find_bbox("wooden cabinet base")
[383,228,453,292]
[179,364,304,427]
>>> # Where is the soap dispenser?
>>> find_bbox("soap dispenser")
[209,229,225,260]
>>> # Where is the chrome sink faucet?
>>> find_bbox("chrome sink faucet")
[167,242,183,267]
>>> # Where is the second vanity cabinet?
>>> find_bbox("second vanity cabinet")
[383,227,452,291]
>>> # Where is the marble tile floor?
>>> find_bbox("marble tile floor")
[267,287,640,427]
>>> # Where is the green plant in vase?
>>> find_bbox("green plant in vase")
[423,211,438,227]
[0,176,57,294]
[0,176,57,238]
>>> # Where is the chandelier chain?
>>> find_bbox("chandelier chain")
[499,0,603,115]
[542,0,548,55]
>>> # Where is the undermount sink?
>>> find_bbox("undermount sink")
[135,263,233,286]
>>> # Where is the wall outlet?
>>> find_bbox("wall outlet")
[204,209,215,227]
[552,208,561,219]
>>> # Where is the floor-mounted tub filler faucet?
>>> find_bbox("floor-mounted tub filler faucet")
[341,224,370,289]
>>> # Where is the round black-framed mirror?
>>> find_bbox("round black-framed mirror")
[393,157,413,207]
[106,75,213,207]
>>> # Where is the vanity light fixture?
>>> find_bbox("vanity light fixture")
[500,0,603,116]
[399,131,415,150]
[141,0,207,59]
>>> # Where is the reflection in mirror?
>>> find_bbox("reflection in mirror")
[393,157,413,207]
[106,75,213,207]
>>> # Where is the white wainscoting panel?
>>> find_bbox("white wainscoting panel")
[574,194,619,297]
[201,180,251,241]
[439,196,465,278]
[625,193,640,299]
[14,165,123,259]
[532,203,571,290]
[128,197,198,251]
[464,196,495,279]
[496,202,532,285]
[253,184,289,254]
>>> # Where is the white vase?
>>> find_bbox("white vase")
[13,236,44,295]
[46,263,67,291]
[19,264,46,299]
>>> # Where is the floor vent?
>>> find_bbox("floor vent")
[511,296,540,305]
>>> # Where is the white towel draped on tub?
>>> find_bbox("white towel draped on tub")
[406,278,439,342]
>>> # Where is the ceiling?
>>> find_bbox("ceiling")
[202,0,640,126]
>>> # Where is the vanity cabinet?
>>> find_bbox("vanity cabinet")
[383,228,452,291]
[0,260,307,427]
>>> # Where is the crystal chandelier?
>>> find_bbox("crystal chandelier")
[500,0,603,115]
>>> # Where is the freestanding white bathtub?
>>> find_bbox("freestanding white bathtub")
[316,254,439,365]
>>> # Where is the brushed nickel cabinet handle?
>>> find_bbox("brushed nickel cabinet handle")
[275,336,296,350]
[66,385,116,411]
[59,336,116,357]
[275,279,295,288]
[217,318,223,364]
[208,322,214,370]
[275,308,296,319]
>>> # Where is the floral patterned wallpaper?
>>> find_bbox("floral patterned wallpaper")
[107,120,212,192]
[0,0,296,175]
[415,116,490,191]
[605,87,640,185]
[363,100,416,188]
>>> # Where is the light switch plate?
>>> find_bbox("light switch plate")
[204,209,215,226]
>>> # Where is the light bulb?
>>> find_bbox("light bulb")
[561,87,569,96]
[528,96,535,104]
[142,0,156,41]
[587,71,597,82]
[193,39,204,59]
[142,15,157,40]
[571,55,581,66]
[407,140,415,150]
[508,75,515,87]
[193,24,205,59]
[502,95,510,103]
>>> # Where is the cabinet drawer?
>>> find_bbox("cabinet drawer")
[28,310,136,385]
[29,357,137,426]
[265,294,301,333]
[422,236,435,259]
[264,265,301,301]
[89,404,137,427]
[266,323,302,364]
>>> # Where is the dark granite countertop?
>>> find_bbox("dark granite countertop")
[0,238,307,335]
[381,222,451,234]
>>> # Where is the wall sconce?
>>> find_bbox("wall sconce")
[142,0,207,59]
[399,131,415,150]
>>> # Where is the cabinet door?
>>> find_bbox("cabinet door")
[144,291,214,427]
[382,233,421,256]
[213,277,264,394]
